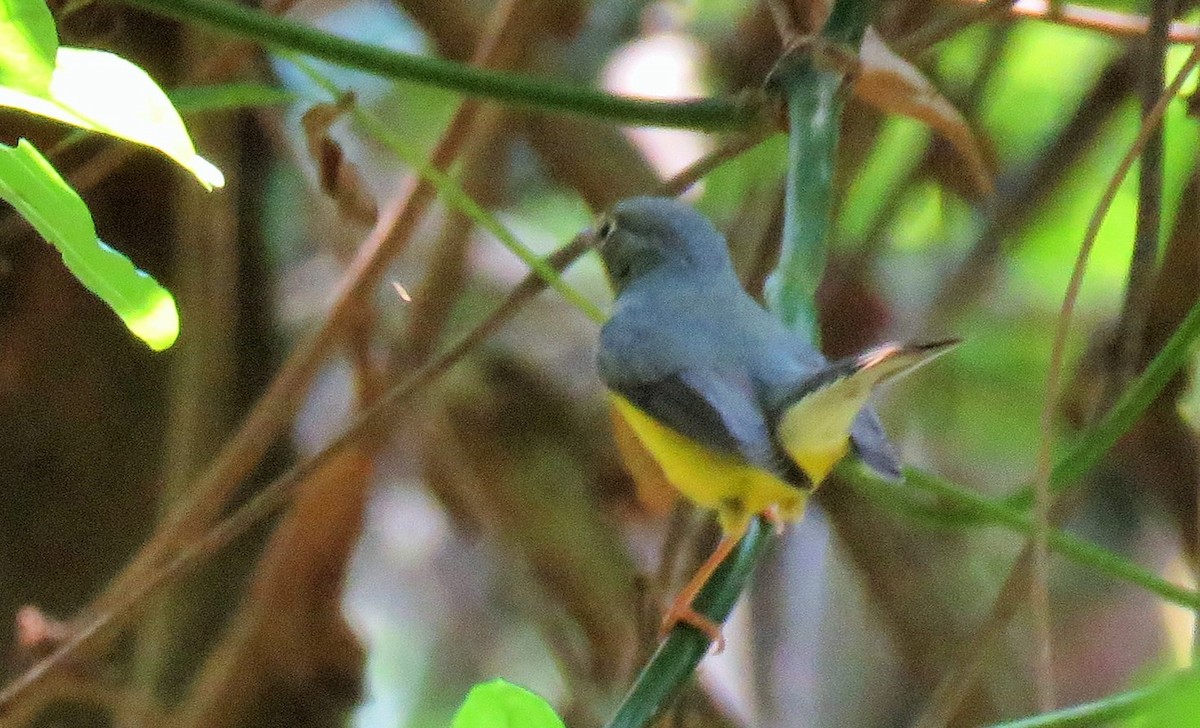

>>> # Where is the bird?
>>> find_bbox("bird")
[592,196,956,649]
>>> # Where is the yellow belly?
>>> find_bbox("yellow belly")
[610,394,807,533]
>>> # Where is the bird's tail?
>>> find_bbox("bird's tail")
[777,339,960,483]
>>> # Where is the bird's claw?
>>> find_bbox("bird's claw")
[660,605,727,654]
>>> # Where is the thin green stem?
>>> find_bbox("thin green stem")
[839,463,1200,609]
[293,58,606,324]
[888,293,1200,530]
[823,0,876,44]
[112,0,761,130]
[893,468,1200,609]
[765,66,841,335]
[984,671,1194,727]
[1006,289,1200,514]
[168,83,297,113]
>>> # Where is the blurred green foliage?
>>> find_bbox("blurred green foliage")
[450,680,564,728]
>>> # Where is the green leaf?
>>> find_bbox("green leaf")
[0,47,224,189]
[0,0,57,94]
[450,680,564,728]
[0,139,179,350]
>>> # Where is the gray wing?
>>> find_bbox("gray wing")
[851,409,902,481]
[748,315,904,482]
[598,324,782,474]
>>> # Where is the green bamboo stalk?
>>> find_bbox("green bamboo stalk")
[604,519,772,728]
[764,1,874,333]
[114,0,761,130]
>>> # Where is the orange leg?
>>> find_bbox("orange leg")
[660,522,749,654]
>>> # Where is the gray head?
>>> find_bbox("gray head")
[594,196,735,295]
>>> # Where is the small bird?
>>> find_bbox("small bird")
[593,196,956,648]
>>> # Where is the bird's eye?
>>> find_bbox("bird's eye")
[596,217,616,241]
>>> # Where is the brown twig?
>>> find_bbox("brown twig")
[913,38,1200,728]
[0,231,591,717]
[0,0,536,716]
[1106,0,1173,407]
[765,0,802,41]
[0,123,762,715]
[945,0,1200,44]
[926,51,1136,329]
[661,127,776,199]
[169,1,532,724]
[896,0,1017,56]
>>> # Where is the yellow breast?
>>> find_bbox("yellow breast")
[609,394,807,532]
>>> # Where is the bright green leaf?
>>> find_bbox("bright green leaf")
[0,47,224,189]
[0,0,57,94]
[450,680,564,728]
[0,139,179,350]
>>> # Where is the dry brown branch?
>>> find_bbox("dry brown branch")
[392,0,663,208]
[927,51,1136,328]
[951,0,1200,44]
[896,0,1017,56]
[172,448,373,728]
[1106,0,1173,407]
[170,1,537,724]
[0,234,592,718]
[0,0,547,718]
[0,102,765,709]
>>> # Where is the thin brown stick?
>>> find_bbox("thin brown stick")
[945,0,1200,45]
[925,51,1135,329]
[661,128,775,198]
[0,132,754,714]
[171,4,533,723]
[913,39,1200,728]
[0,232,590,717]
[1107,0,1172,407]
[765,0,801,41]
[62,0,526,657]
[914,522,1035,728]
[896,0,1017,56]
[0,4,519,718]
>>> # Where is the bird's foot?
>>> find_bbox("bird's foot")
[659,603,726,654]
[762,506,787,535]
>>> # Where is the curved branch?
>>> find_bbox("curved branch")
[114,0,763,130]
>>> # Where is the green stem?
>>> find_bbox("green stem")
[285,57,604,322]
[984,671,1194,727]
[112,0,760,130]
[927,291,1200,526]
[765,66,841,335]
[763,1,874,335]
[168,83,297,113]
[891,467,1200,608]
[865,293,1200,531]
[604,519,771,728]
[840,463,1200,609]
